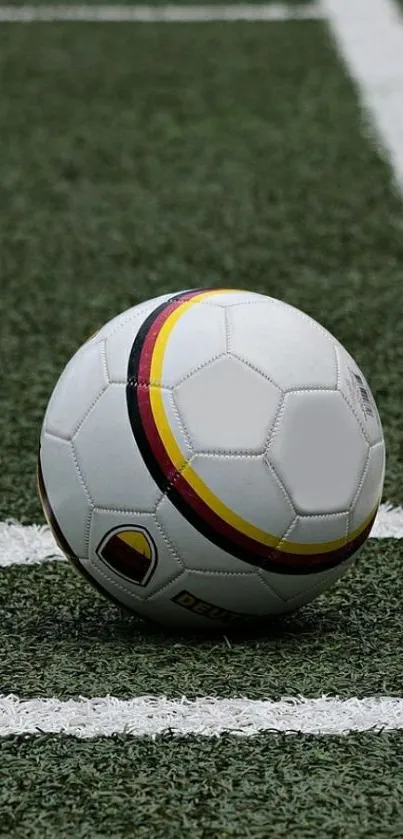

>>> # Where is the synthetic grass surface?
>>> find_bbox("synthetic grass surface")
[2,732,403,839]
[3,0,315,5]
[1,22,403,526]
[2,540,402,699]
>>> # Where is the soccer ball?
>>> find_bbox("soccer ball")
[38,289,385,628]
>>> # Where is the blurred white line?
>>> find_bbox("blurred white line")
[323,0,403,190]
[0,3,322,22]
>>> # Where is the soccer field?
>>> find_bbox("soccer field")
[2,1,403,837]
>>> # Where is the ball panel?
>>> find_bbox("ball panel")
[227,299,337,391]
[349,441,385,532]
[93,293,174,345]
[88,508,184,599]
[267,391,369,514]
[201,290,266,307]
[74,384,162,512]
[44,340,108,439]
[147,568,285,627]
[163,389,194,459]
[174,356,281,452]
[104,294,175,383]
[262,557,356,607]
[335,344,383,446]
[39,433,91,559]
[281,511,349,546]
[77,555,146,614]
[190,454,295,538]
[155,495,251,573]
[161,303,226,386]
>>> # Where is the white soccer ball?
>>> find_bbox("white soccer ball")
[38,289,385,628]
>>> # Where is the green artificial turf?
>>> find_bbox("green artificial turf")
[1,23,403,525]
[1,539,402,699]
[1,732,403,839]
[3,0,315,5]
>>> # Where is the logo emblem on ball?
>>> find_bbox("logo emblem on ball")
[96,526,157,586]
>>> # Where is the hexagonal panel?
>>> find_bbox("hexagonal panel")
[260,558,354,606]
[44,340,108,439]
[161,303,226,386]
[39,432,91,558]
[74,384,162,511]
[104,294,174,383]
[282,511,349,546]
[227,298,337,390]
[156,493,261,573]
[335,343,384,446]
[174,356,282,452]
[88,508,184,600]
[257,512,351,602]
[147,568,285,627]
[189,454,294,538]
[202,290,265,307]
[350,441,385,532]
[105,310,158,384]
[267,390,369,514]
[93,293,173,343]
[163,390,194,459]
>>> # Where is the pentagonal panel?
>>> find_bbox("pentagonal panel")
[335,343,383,446]
[161,303,226,386]
[175,356,281,452]
[87,508,184,600]
[147,568,285,627]
[44,340,108,439]
[267,391,369,514]
[350,441,385,532]
[74,384,162,511]
[227,298,337,390]
[39,432,91,558]
[104,294,174,383]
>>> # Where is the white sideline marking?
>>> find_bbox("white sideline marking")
[371,502,403,538]
[0,521,65,566]
[322,0,403,190]
[0,3,322,22]
[0,503,402,567]
[1,694,403,737]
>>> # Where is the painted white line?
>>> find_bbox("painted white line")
[370,502,403,538]
[322,0,403,190]
[0,3,322,22]
[0,521,65,566]
[0,503,401,567]
[1,694,403,737]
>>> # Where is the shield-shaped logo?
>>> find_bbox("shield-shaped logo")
[96,526,158,586]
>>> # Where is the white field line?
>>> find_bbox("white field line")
[322,0,403,191]
[0,3,322,22]
[1,694,403,737]
[0,503,402,567]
